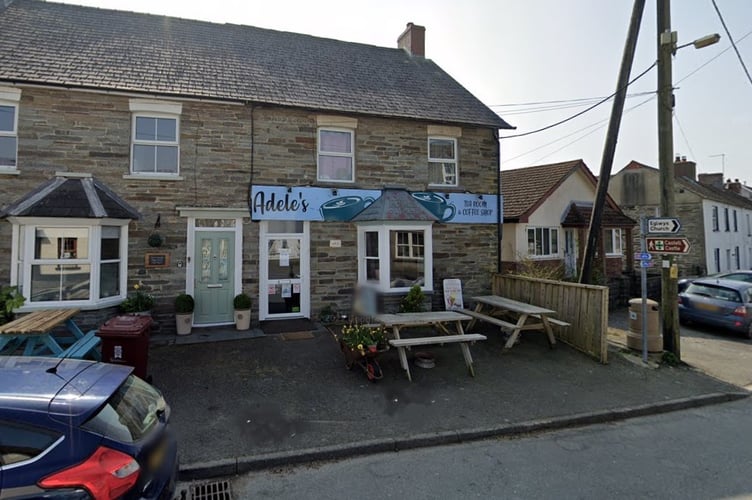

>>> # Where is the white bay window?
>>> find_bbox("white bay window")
[358,223,433,292]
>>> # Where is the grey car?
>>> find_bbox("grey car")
[678,278,752,338]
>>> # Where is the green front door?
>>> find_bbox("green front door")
[194,231,234,324]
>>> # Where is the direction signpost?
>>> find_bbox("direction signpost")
[645,237,690,254]
[647,217,681,234]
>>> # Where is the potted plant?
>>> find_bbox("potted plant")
[174,293,194,336]
[0,285,25,325]
[120,283,155,315]
[233,292,252,331]
[399,284,426,313]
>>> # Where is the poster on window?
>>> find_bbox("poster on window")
[293,283,300,294]
[267,284,277,295]
[279,249,290,267]
[281,283,292,298]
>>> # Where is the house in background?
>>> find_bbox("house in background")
[500,160,635,281]
[609,158,752,277]
[0,1,512,334]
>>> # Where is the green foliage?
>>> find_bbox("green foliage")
[0,285,25,325]
[174,293,195,313]
[120,283,154,313]
[661,351,680,367]
[233,293,252,310]
[399,284,425,313]
[147,232,164,247]
[319,303,338,323]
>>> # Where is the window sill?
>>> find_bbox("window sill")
[17,297,124,312]
[0,167,20,176]
[123,174,184,181]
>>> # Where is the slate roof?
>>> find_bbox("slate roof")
[0,0,512,130]
[616,161,752,210]
[561,202,635,228]
[0,175,141,219]
[351,188,438,222]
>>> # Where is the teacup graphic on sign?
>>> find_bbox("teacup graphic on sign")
[320,196,374,221]
[411,192,456,222]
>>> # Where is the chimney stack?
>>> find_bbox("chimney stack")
[673,155,696,181]
[698,173,724,189]
[398,22,426,57]
[726,178,743,194]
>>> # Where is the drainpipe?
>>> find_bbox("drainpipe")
[495,129,502,273]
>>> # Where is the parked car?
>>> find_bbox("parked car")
[678,270,752,293]
[0,356,177,499]
[678,278,752,338]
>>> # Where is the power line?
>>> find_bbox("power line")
[492,91,656,116]
[673,111,696,160]
[500,60,657,139]
[675,28,752,84]
[711,0,752,88]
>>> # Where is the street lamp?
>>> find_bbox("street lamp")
[657,0,720,359]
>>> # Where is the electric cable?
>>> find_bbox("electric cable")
[711,0,752,88]
[673,110,697,160]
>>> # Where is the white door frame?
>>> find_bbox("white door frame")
[178,207,246,326]
[259,221,310,321]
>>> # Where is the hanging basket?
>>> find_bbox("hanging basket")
[147,233,164,248]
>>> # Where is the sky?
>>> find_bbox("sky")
[53,0,752,183]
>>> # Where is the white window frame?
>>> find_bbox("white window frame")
[0,87,21,172]
[8,217,129,311]
[357,222,433,293]
[604,228,623,256]
[317,127,355,183]
[128,99,182,178]
[526,226,560,258]
[428,136,458,187]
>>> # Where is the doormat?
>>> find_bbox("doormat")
[260,318,317,336]
[280,331,315,341]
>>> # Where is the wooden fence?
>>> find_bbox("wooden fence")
[492,274,609,363]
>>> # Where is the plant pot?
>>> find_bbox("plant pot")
[234,309,251,331]
[175,313,192,336]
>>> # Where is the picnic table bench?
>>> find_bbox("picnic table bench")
[0,309,100,359]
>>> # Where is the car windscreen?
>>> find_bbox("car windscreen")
[685,283,742,303]
[82,375,166,443]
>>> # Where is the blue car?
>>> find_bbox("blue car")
[678,278,752,338]
[0,356,177,499]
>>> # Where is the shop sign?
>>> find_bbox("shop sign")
[250,185,501,223]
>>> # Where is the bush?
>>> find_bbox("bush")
[0,285,25,325]
[120,284,154,313]
[233,293,252,310]
[174,293,195,313]
[399,284,425,313]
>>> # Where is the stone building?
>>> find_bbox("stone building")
[0,1,512,333]
[610,158,752,277]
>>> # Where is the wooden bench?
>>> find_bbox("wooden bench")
[529,314,571,328]
[388,333,487,382]
[56,330,101,360]
[460,309,519,331]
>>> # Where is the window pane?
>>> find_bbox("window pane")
[101,227,120,260]
[267,220,303,233]
[542,228,550,255]
[135,116,156,140]
[429,139,455,160]
[604,230,614,254]
[0,105,14,131]
[527,229,535,254]
[365,232,379,257]
[34,228,88,259]
[366,259,380,281]
[99,262,119,298]
[0,136,16,166]
[389,230,424,288]
[156,118,176,142]
[30,264,90,301]
[320,130,351,153]
[551,229,558,254]
[319,155,352,181]
[133,144,155,172]
[155,145,178,173]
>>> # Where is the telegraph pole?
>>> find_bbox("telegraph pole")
[657,0,680,358]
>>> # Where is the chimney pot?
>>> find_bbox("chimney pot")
[397,22,426,57]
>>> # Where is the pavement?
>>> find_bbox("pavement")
[145,308,749,483]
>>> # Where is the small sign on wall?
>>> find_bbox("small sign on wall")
[145,252,170,269]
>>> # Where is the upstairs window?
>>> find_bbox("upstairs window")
[733,210,738,232]
[129,100,181,176]
[527,227,559,258]
[317,128,354,182]
[428,137,458,186]
[0,87,21,171]
[724,207,730,232]
[711,206,719,231]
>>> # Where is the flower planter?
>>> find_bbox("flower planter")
[234,309,251,331]
[175,313,192,336]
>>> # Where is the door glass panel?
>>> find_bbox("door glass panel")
[268,221,303,234]
[195,219,236,228]
[200,239,211,282]
[218,238,229,280]
[268,239,300,279]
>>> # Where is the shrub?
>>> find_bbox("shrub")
[174,293,195,313]
[233,293,252,310]
[120,283,154,313]
[399,284,425,313]
[0,285,25,325]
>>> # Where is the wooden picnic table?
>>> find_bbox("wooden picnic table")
[373,311,486,381]
[0,308,85,356]
[465,295,565,350]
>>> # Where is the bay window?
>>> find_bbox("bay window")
[10,219,128,309]
[358,223,433,292]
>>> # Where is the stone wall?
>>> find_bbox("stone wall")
[0,87,501,332]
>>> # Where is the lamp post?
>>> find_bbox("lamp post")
[657,0,720,358]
